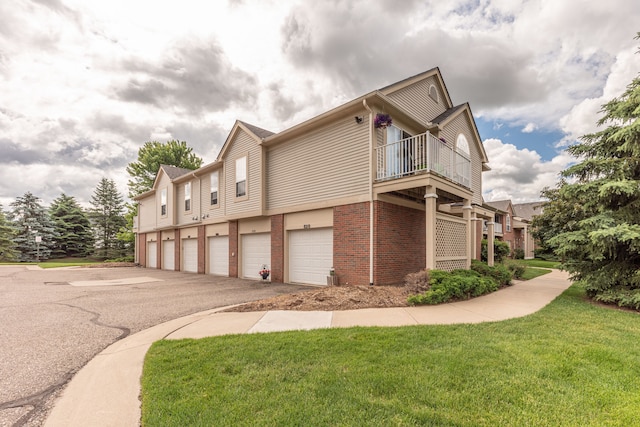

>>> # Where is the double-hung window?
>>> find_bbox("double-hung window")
[184,182,191,212]
[235,156,247,198]
[506,214,511,232]
[160,188,167,216]
[210,171,218,206]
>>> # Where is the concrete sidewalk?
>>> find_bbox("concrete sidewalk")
[45,269,571,427]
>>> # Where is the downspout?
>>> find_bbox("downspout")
[363,99,374,286]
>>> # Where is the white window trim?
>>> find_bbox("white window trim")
[184,182,192,212]
[429,84,439,102]
[235,155,248,200]
[160,188,167,217]
[210,171,219,207]
[506,214,511,232]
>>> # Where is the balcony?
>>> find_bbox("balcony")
[375,131,470,188]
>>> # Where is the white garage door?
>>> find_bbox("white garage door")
[289,228,333,285]
[162,240,175,270]
[147,242,157,269]
[208,236,229,276]
[242,233,271,280]
[182,238,198,273]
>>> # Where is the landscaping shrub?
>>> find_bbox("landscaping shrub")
[593,288,640,311]
[408,269,498,305]
[403,269,431,293]
[512,248,525,259]
[503,260,526,280]
[481,239,511,263]
[471,259,513,286]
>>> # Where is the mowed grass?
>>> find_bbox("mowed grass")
[142,286,640,426]
[0,257,101,268]
[519,259,562,269]
[520,266,552,280]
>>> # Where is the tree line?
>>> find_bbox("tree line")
[0,140,202,263]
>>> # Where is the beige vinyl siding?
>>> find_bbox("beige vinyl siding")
[385,76,447,123]
[224,130,262,216]
[266,115,370,210]
[439,113,483,205]
[156,174,174,229]
[137,194,156,232]
[176,179,201,225]
[201,169,226,220]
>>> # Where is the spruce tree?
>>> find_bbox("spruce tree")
[0,204,19,261]
[88,178,127,260]
[534,38,640,309]
[8,192,57,262]
[49,193,95,258]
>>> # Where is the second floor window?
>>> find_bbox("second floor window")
[184,182,191,211]
[160,188,167,216]
[210,171,218,205]
[236,156,247,198]
[506,214,511,232]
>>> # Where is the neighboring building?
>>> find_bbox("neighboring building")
[484,199,545,259]
[133,67,499,286]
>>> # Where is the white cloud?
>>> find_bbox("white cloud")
[1,0,639,207]
[482,138,575,203]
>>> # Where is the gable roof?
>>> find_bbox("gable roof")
[160,164,194,180]
[485,199,512,213]
[379,67,453,108]
[431,103,489,167]
[431,104,467,126]
[513,202,546,221]
[239,121,274,139]
[217,120,272,160]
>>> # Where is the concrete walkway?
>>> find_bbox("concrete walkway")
[45,269,571,427]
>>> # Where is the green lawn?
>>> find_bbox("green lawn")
[520,266,552,280]
[518,258,562,269]
[0,257,100,268]
[141,286,640,426]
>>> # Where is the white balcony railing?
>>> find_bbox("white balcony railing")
[375,131,470,187]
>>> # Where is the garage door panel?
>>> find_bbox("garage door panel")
[242,233,271,280]
[163,240,174,270]
[147,242,157,269]
[289,228,332,285]
[209,236,229,276]
[182,239,198,273]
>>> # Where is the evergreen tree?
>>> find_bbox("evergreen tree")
[89,178,127,260]
[533,36,640,309]
[0,204,19,261]
[49,193,95,258]
[8,192,57,262]
[126,140,203,198]
[116,202,137,259]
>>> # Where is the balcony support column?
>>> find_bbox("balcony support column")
[425,187,438,270]
[463,199,472,269]
[487,219,495,267]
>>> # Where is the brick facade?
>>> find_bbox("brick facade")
[174,229,181,271]
[374,201,426,285]
[198,225,206,274]
[333,202,371,286]
[271,214,284,283]
[229,220,238,277]
[138,233,146,267]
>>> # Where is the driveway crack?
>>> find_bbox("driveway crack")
[54,302,131,341]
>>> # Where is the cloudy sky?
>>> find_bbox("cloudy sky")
[1,0,639,209]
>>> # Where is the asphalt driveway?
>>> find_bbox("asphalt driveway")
[0,265,310,427]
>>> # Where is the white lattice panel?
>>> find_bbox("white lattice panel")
[436,216,467,258]
[436,259,467,271]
